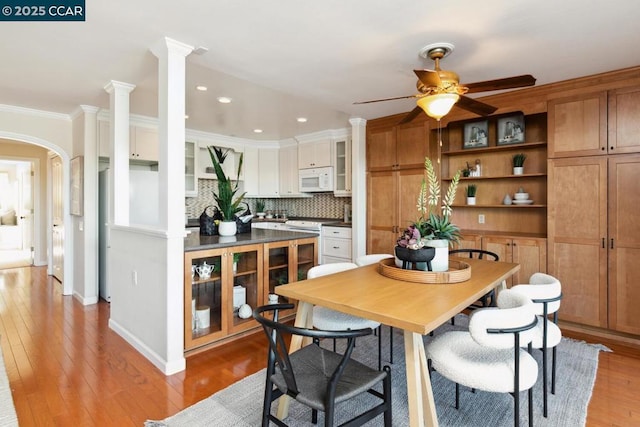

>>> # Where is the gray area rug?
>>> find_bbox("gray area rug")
[146,315,609,426]
[0,338,19,427]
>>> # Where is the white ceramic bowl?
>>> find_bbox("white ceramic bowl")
[514,192,529,200]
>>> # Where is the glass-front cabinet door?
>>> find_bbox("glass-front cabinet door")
[227,244,263,334]
[184,248,227,350]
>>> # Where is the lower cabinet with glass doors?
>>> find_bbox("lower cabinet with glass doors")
[184,238,317,353]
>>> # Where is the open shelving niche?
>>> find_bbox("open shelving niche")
[437,112,548,237]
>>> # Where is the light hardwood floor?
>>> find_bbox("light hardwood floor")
[0,266,638,426]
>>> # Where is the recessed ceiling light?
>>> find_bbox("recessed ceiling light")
[196,85,208,91]
[253,129,263,133]
[217,97,232,104]
[297,117,308,123]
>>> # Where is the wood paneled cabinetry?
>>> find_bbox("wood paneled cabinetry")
[549,87,640,157]
[548,155,640,335]
[367,121,429,171]
[185,238,317,353]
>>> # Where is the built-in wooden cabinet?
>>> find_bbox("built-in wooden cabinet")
[441,112,548,236]
[607,86,640,155]
[548,155,640,334]
[366,120,429,171]
[185,238,317,353]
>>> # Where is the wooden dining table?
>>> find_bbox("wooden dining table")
[275,257,520,427]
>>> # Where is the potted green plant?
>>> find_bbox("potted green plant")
[466,184,477,205]
[208,146,245,236]
[512,153,527,175]
[255,199,266,218]
[413,157,462,271]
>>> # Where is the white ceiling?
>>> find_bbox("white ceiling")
[1,0,639,141]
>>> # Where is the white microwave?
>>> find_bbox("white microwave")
[299,167,334,192]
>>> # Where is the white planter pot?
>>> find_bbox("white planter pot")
[424,239,449,272]
[466,196,476,205]
[513,166,524,175]
[218,220,237,236]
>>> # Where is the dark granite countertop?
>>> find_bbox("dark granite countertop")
[184,228,319,252]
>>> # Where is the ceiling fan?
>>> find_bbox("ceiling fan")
[355,43,536,124]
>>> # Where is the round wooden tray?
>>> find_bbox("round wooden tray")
[377,257,471,284]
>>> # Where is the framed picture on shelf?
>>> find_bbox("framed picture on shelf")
[463,120,489,149]
[497,114,525,145]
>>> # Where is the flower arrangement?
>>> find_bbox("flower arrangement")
[413,157,462,245]
[396,225,425,249]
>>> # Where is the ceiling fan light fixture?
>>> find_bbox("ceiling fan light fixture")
[417,93,459,120]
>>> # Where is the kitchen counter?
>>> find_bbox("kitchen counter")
[184,228,319,251]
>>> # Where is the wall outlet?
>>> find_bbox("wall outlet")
[478,214,485,224]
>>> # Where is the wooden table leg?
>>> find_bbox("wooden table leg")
[276,301,313,420]
[404,330,439,427]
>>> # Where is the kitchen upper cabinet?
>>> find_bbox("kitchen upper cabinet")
[279,145,300,196]
[333,138,351,196]
[197,145,243,181]
[298,139,332,169]
[367,121,429,171]
[130,126,159,162]
[608,86,640,155]
[244,147,279,197]
[185,141,197,197]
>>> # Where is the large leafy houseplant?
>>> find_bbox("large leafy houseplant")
[208,146,246,221]
[414,157,462,246]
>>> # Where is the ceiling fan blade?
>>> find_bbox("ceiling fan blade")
[353,94,417,104]
[397,106,423,125]
[456,95,498,116]
[464,75,536,94]
[414,69,441,88]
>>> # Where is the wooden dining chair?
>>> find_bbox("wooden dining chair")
[254,304,392,427]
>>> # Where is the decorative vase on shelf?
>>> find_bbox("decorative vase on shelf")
[218,220,237,236]
[466,196,476,205]
[513,166,524,175]
[424,239,449,272]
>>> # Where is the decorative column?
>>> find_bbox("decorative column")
[350,118,367,259]
[103,81,135,225]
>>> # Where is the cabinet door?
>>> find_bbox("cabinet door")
[299,140,331,168]
[453,233,482,251]
[131,126,159,161]
[608,154,640,335]
[185,249,227,350]
[548,92,607,158]
[396,122,429,169]
[227,244,263,334]
[185,141,197,197]
[397,168,426,230]
[334,139,351,196]
[511,238,547,285]
[367,127,396,171]
[367,170,397,253]
[279,145,299,195]
[242,147,260,195]
[608,86,640,155]
[258,148,279,196]
[548,157,608,327]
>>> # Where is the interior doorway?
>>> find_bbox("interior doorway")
[0,159,34,269]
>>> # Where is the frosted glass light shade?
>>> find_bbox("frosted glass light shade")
[417,93,459,120]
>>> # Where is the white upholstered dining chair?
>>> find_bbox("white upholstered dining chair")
[426,289,539,427]
[307,262,387,370]
[508,273,563,418]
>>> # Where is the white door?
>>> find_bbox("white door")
[17,163,34,263]
[51,155,64,283]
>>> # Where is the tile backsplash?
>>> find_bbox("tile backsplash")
[186,179,351,219]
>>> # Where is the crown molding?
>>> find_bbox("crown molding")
[0,104,71,121]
